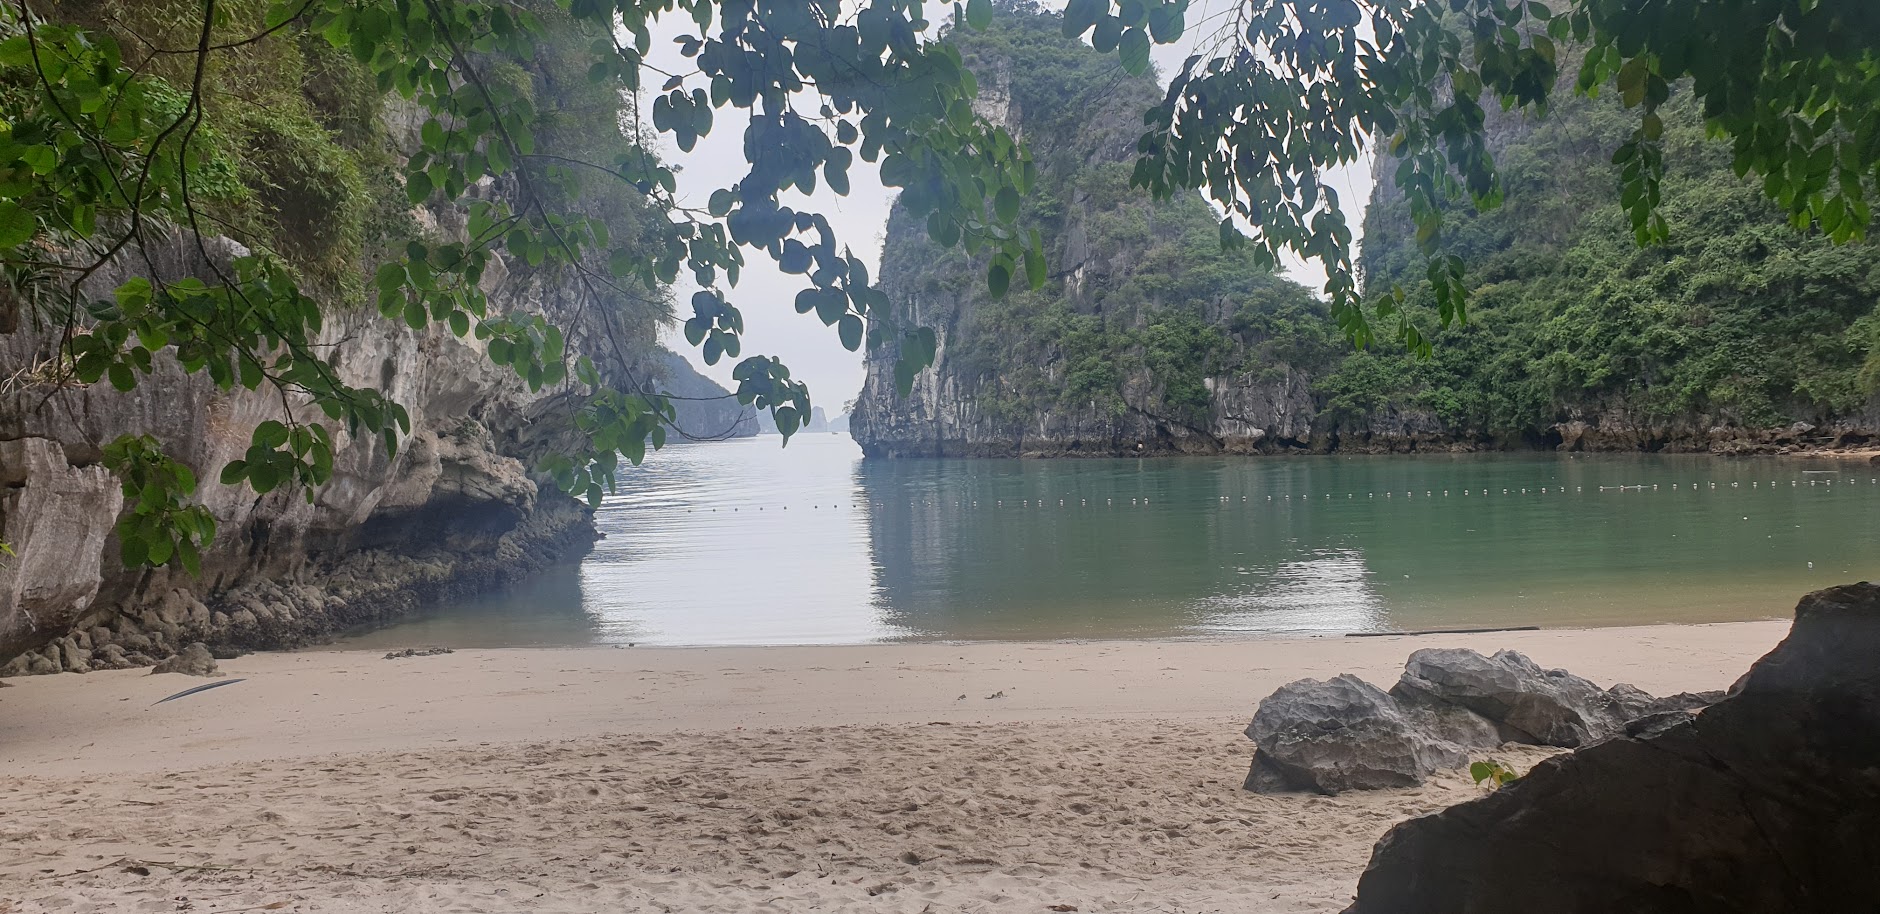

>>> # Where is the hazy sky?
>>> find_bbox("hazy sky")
[640,1,1375,414]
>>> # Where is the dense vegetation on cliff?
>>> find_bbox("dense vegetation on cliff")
[857,3,1880,455]
[859,4,1336,451]
[1342,87,1880,437]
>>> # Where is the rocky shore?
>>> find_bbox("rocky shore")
[0,228,646,676]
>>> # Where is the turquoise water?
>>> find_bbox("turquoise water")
[340,435,1880,647]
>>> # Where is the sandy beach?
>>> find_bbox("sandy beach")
[0,621,1788,913]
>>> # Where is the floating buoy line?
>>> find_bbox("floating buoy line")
[659,477,1880,513]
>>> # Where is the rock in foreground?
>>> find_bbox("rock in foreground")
[1245,675,1499,793]
[1345,582,1880,914]
[1245,647,1716,794]
[1393,647,1622,747]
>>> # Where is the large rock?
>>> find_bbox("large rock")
[1345,583,1880,914]
[1393,647,1625,747]
[149,642,219,677]
[1244,675,1496,794]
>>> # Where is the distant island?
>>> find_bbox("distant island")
[756,405,848,435]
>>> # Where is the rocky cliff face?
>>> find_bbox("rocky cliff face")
[0,5,694,672]
[0,218,662,672]
[854,7,1880,459]
[851,6,1333,458]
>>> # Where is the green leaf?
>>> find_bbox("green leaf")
[107,362,135,392]
[994,185,1021,222]
[988,261,1011,299]
[1119,27,1151,76]
[405,170,434,204]
[147,535,174,566]
[115,277,153,310]
[838,313,864,351]
[0,200,34,247]
[966,0,993,30]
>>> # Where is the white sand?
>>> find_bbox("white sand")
[0,621,1787,913]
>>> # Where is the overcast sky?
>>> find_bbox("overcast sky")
[639,1,1374,415]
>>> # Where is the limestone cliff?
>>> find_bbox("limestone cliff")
[0,7,685,672]
[853,4,1880,458]
[0,220,666,673]
[851,3,1333,458]
[657,352,760,441]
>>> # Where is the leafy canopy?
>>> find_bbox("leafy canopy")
[2,0,1875,571]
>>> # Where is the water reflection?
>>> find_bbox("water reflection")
[1195,550,1388,635]
[339,436,1880,649]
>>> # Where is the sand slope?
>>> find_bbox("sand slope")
[2,723,1563,913]
[0,622,1787,912]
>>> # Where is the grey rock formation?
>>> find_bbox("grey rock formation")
[150,642,218,676]
[1344,583,1880,914]
[0,438,124,649]
[1244,674,1499,794]
[1393,648,1625,747]
[2,205,685,671]
[1245,649,1724,794]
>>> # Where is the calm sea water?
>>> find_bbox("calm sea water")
[341,435,1880,648]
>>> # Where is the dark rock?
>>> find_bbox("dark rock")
[1604,681,1657,720]
[1645,689,1725,715]
[1622,708,1699,739]
[1394,647,1623,747]
[1241,750,1295,793]
[92,643,134,670]
[1245,674,1483,794]
[383,647,453,659]
[149,642,219,677]
[1345,583,1880,914]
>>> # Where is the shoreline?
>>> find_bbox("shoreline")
[3,620,1787,775]
[0,621,1791,913]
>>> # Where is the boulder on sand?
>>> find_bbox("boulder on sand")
[1392,647,1624,747]
[1245,648,1727,794]
[1343,582,1880,914]
[149,642,219,677]
[1244,674,1497,794]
